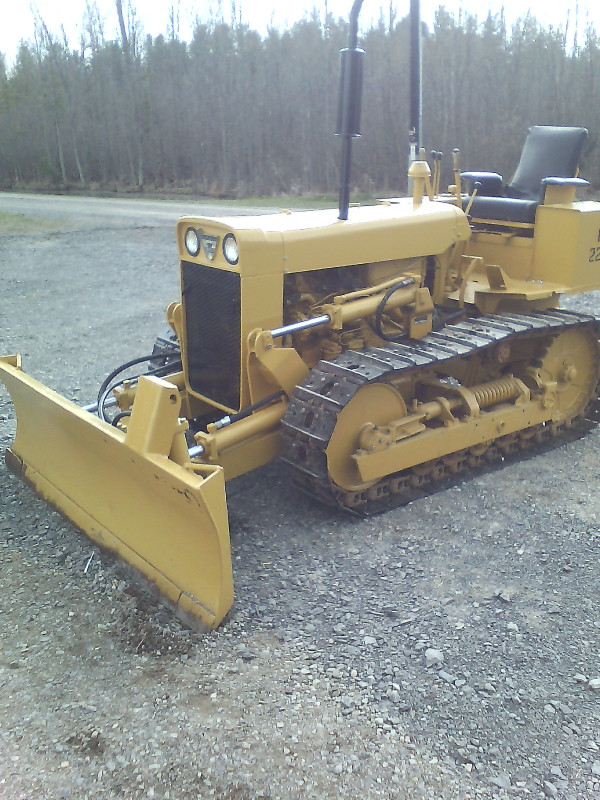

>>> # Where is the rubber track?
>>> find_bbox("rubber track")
[280,309,600,514]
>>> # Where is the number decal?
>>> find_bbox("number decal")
[589,247,600,263]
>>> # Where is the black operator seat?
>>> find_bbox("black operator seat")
[460,126,588,225]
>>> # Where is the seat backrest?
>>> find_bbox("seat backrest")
[507,125,588,200]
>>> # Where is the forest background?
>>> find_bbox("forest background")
[1,1,599,198]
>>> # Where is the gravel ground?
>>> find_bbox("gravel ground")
[1,193,600,800]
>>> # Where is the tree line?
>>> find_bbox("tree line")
[1,2,599,197]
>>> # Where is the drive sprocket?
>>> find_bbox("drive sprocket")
[521,327,599,423]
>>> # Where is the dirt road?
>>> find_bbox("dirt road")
[1,192,600,800]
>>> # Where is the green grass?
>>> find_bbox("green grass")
[127,191,353,210]
[1,184,381,212]
[0,211,29,232]
[134,192,338,210]
[0,211,61,234]
[174,191,379,210]
[209,194,337,209]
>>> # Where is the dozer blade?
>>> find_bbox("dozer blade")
[0,356,234,630]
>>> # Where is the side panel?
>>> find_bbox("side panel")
[467,231,534,281]
[533,202,600,292]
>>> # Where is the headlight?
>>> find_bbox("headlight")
[223,233,239,265]
[184,227,201,257]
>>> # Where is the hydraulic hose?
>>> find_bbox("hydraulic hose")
[96,351,182,422]
[211,390,286,430]
[373,278,415,342]
[110,410,132,427]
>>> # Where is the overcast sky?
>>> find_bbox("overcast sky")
[1,0,597,67]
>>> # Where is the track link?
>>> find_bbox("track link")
[280,310,600,515]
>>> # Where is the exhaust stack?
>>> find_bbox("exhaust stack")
[336,0,365,221]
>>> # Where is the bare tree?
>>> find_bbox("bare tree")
[0,4,599,193]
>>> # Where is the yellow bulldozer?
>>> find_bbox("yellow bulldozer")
[2,1,600,630]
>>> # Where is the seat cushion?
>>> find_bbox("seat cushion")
[464,195,538,224]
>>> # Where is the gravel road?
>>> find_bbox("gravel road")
[1,192,600,800]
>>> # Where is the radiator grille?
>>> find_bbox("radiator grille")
[181,261,241,411]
